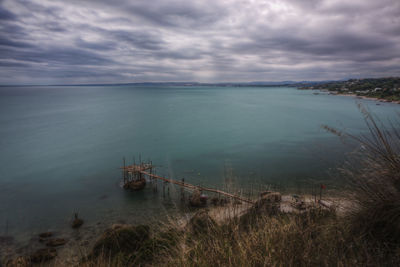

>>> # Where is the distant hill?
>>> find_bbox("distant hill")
[299,77,400,101]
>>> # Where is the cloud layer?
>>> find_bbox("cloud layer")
[0,0,399,84]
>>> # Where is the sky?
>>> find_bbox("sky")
[0,0,399,84]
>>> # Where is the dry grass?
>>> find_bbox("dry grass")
[81,206,399,267]
[323,104,400,246]
[163,209,399,267]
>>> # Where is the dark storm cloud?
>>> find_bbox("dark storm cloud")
[0,46,115,65]
[0,60,29,67]
[233,31,398,62]
[0,36,32,48]
[0,6,15,20]
[75,38,116,52]
[0,0,399,84]
[73,0,227,29]
[109,30,165,51]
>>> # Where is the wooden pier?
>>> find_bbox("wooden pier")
[121,159,255,204]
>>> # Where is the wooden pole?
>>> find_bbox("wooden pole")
[123,157,126,184]
[314,185,317,203]
[150,166,153,184]
[154,170,157,192]
[163,180,165,198]
[319,185,322,201]
[181,178,185,201]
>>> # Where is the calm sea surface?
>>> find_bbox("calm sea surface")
[0,85,399,244]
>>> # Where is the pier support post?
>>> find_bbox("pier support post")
[163,181,165,198]
[123,157,126,184]
[181,178,185,201]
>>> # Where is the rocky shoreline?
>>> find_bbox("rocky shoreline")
[2,191,349,266]
[335,92,400,104]
[307,88,400,104]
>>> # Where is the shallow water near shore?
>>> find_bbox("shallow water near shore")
[0,85,399,250]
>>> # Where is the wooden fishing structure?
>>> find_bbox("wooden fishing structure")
[121,158,255,204]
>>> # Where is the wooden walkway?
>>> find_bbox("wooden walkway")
[121,162,255,204]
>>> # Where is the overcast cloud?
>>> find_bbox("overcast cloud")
[0,0,399,84]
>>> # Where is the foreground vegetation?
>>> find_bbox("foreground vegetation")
[79,208,398,266]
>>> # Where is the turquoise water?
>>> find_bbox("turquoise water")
[0,85,399,244]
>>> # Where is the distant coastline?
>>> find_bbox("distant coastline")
[306,89,400,104]
[338,93,400,104]
[298,77,400,104]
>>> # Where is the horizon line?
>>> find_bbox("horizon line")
[0,76,398,87]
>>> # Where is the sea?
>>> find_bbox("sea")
[0,85,399,249]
